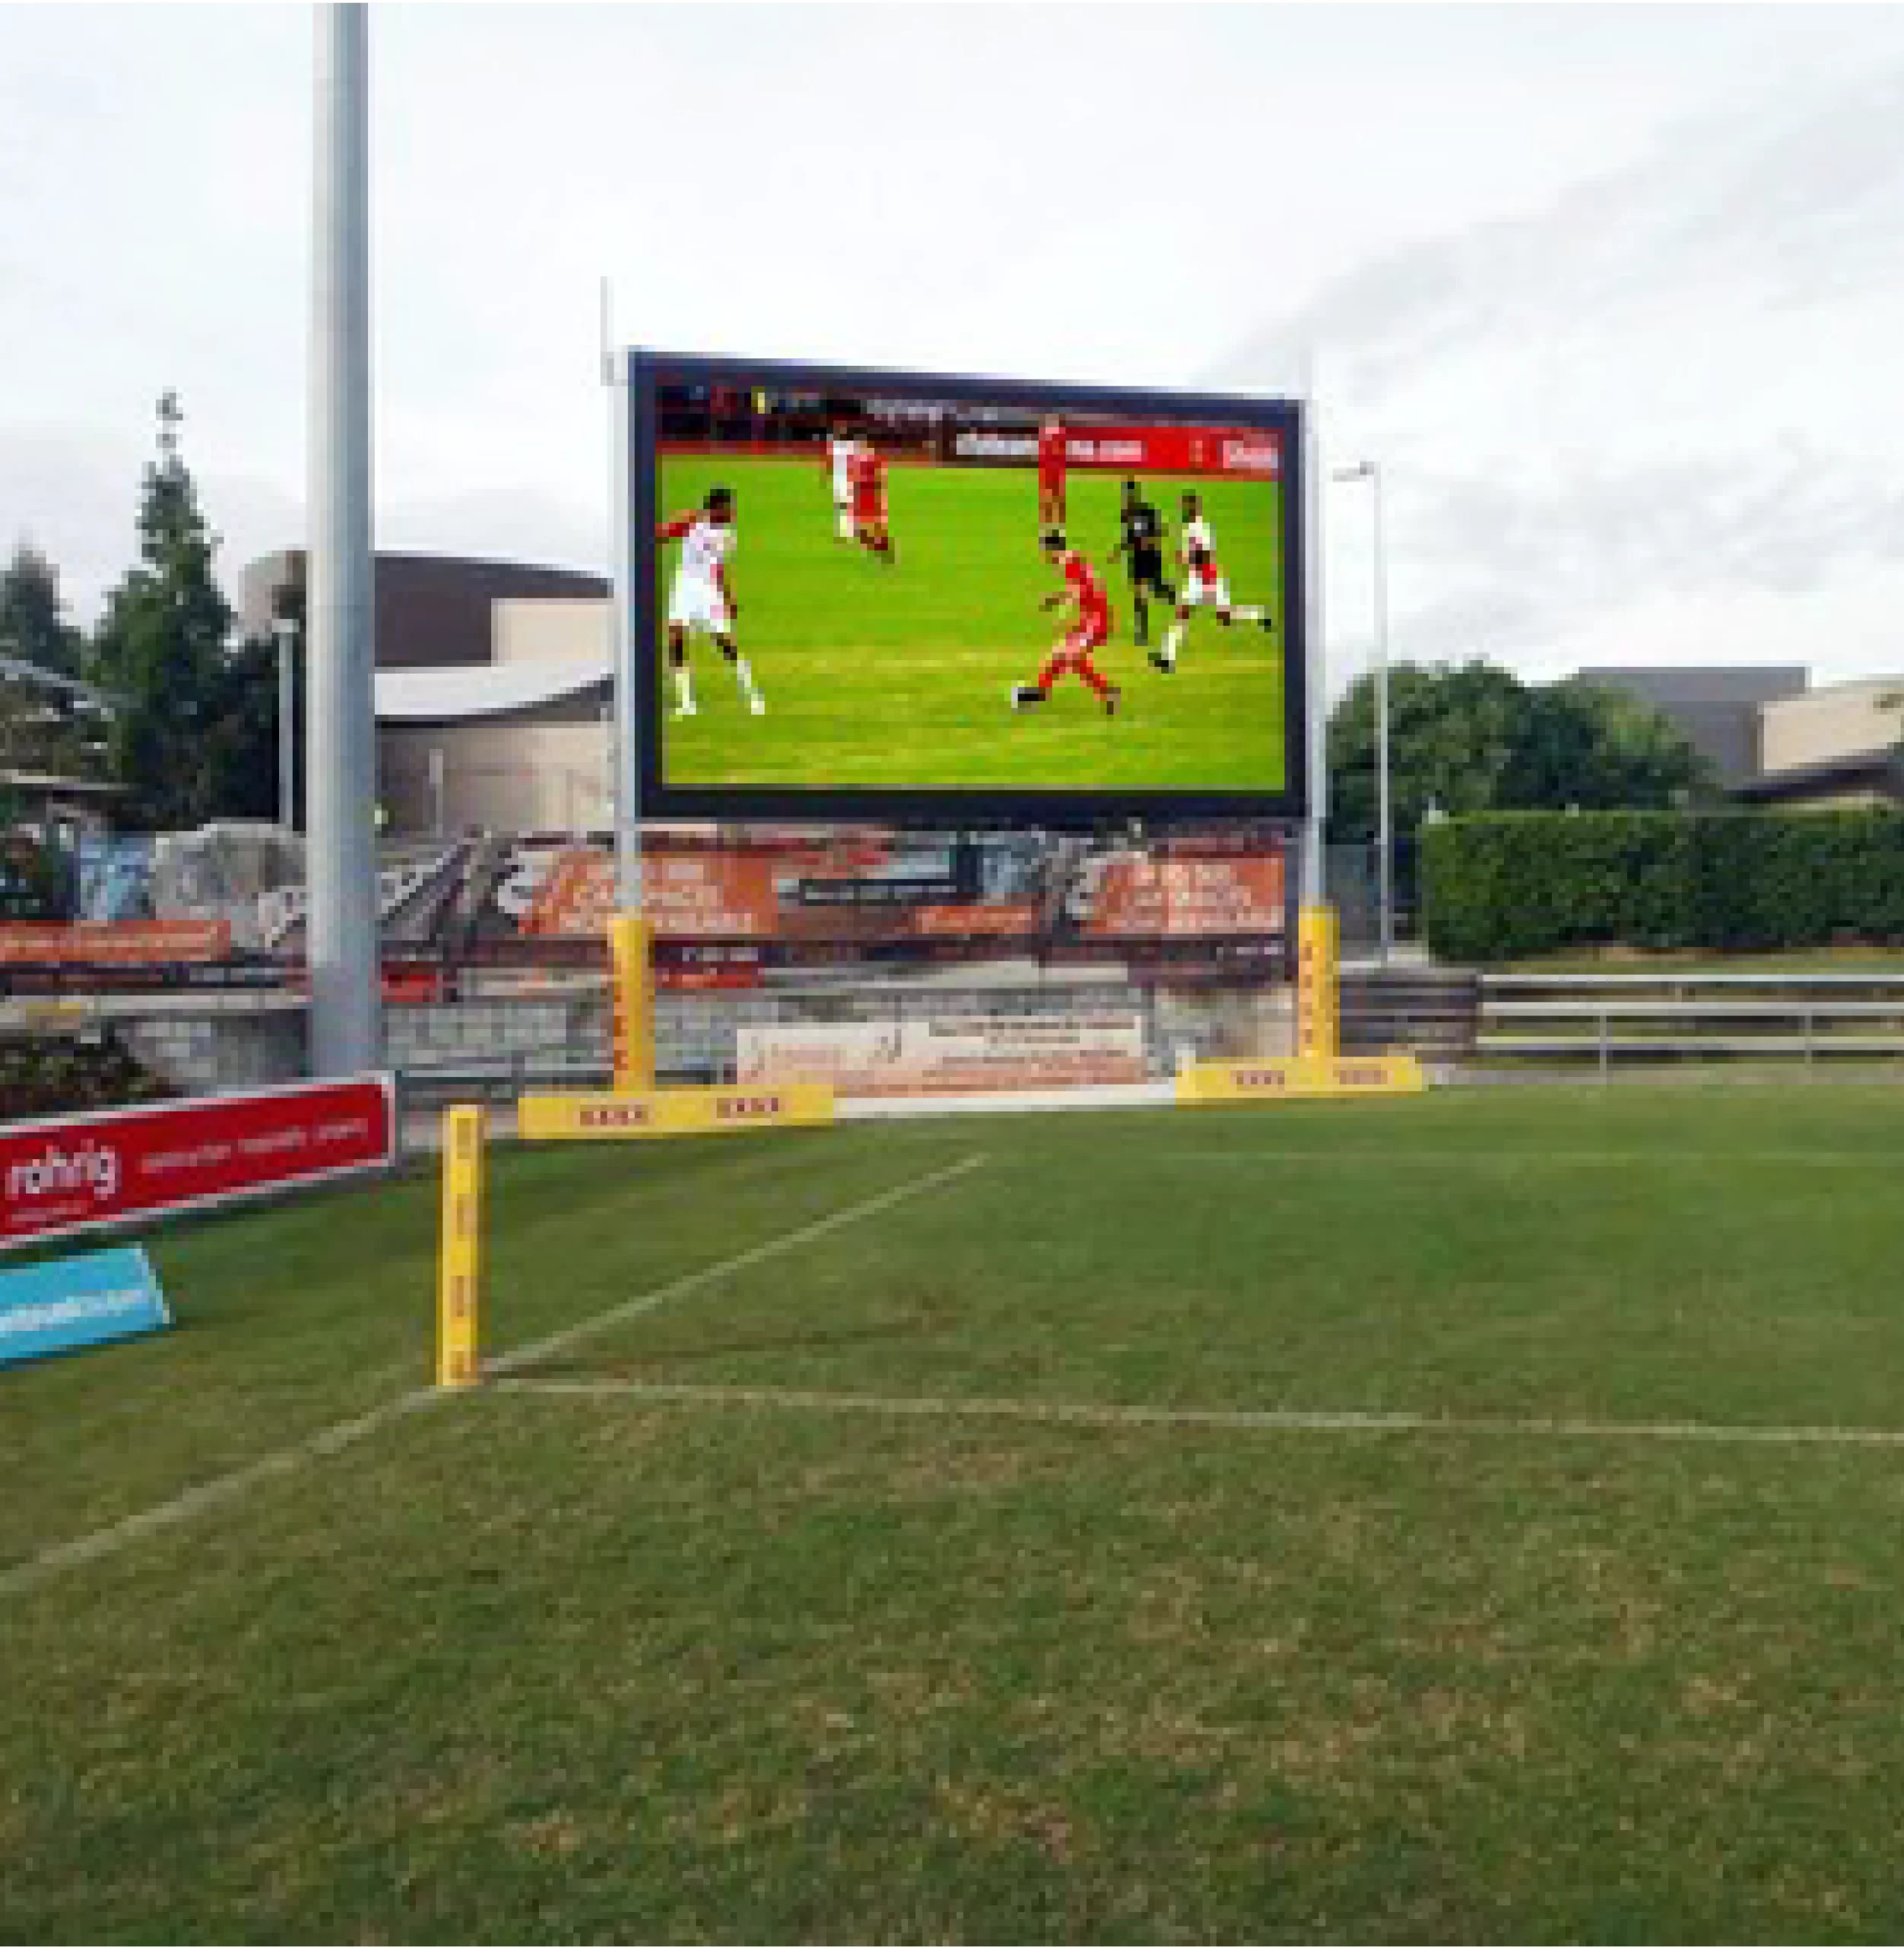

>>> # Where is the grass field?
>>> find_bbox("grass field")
[10,1087,1904,1941]
[655,456,1287,794]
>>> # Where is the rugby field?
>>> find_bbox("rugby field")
[7,1086,1904,1940]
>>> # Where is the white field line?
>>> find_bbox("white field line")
[0,1153,985,1603]
[492,1376,1904,1453]
[1155,1150,1899,1166]
[484,1153,985,1378]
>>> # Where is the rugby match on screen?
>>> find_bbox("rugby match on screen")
[646,376,1296,804]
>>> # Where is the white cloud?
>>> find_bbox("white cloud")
[11,0,1904,678]
[1218,55,1904,694]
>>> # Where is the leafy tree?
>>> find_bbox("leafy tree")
[88,392,271,831]
[1328,659,1715,845]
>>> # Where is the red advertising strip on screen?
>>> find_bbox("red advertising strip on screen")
[0,920,233,966]
[0,1075,396,1250]
[953,425,1282,481]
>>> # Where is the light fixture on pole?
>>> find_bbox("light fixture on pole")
[1331,458,1392,963]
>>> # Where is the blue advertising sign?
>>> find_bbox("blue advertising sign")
[0,1246,170,1369]
[76,834,155,923]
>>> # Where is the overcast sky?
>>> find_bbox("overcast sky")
[7,2,1904,696]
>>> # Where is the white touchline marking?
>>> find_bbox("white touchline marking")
[485,1153,985,1379]
[1157,1150,1900,1166]
[491,1377,1904,1453]
[0,1153,985,1602]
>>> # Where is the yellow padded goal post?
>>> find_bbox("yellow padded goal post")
[435,1104,485,1388]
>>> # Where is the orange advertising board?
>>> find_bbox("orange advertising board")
[508,838,1282,952]
[520,848,782,941]
[1081,853,1286,938]
[0,920,233,966]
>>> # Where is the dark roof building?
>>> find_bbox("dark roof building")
[240,551,610,670]
[1569,665,1810,789]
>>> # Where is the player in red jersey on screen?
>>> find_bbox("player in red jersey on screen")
[1150,490,1275,672]
[1011,529,1120,716]
[1036,415,1068,529]
[849,437,898,564]
[655,485,765,718]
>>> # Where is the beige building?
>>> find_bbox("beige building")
[1756,678,1904,780]
[1578,664,1904,811]
[377,597,614,836]
[244,551,617,837]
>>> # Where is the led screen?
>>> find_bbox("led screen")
[631,352,1306,824]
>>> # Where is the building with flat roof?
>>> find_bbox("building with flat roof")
[244,551,614,835]
[1570,665,1810,789]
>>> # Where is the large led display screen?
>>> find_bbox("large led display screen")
[630,351,1307,824]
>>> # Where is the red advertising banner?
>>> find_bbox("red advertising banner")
[953,424,1283,481]
[0,920,233,966]
[0,1075,397,1251]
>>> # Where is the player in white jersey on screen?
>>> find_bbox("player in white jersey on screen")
[824,424,858,542]
[655,485,764,718]
[1150,489,1275,672]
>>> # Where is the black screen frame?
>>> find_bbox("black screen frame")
[630,348,1309,830]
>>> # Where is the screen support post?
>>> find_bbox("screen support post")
[605,300,655,1086]
[1296,364,1327,913]
[1294,359,1337,1052]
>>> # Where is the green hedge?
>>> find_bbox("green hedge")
[0,1035,174,1122]
[1421,809,1904,963]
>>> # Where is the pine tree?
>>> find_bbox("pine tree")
[0,542,86,681]
[90,392,245,831]
[0,543,101,778]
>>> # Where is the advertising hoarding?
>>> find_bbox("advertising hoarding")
[0,1075,398,1251]
[737,1013,1148,1097]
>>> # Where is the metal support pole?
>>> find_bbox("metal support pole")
[605,284,642,911]
[1298,360,1326,910]
[306,2,381,1075]
[273,618,296,831]
[1370,462,1393,963]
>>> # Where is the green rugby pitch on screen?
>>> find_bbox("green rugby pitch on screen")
[631,354,1307,824]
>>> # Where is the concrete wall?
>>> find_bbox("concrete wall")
[91,984,1303,1101]
[384,996,607,1070]
[492,598,611,666]
[380,716,611,837]
[1760,680,1904,773]
[120,1007,308,1094]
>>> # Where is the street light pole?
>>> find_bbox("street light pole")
[272,618,297,831]
[1334,459,1393,962]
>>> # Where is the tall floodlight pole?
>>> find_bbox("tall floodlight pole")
[1334,459,1392,961]
[306,2,381,1075]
